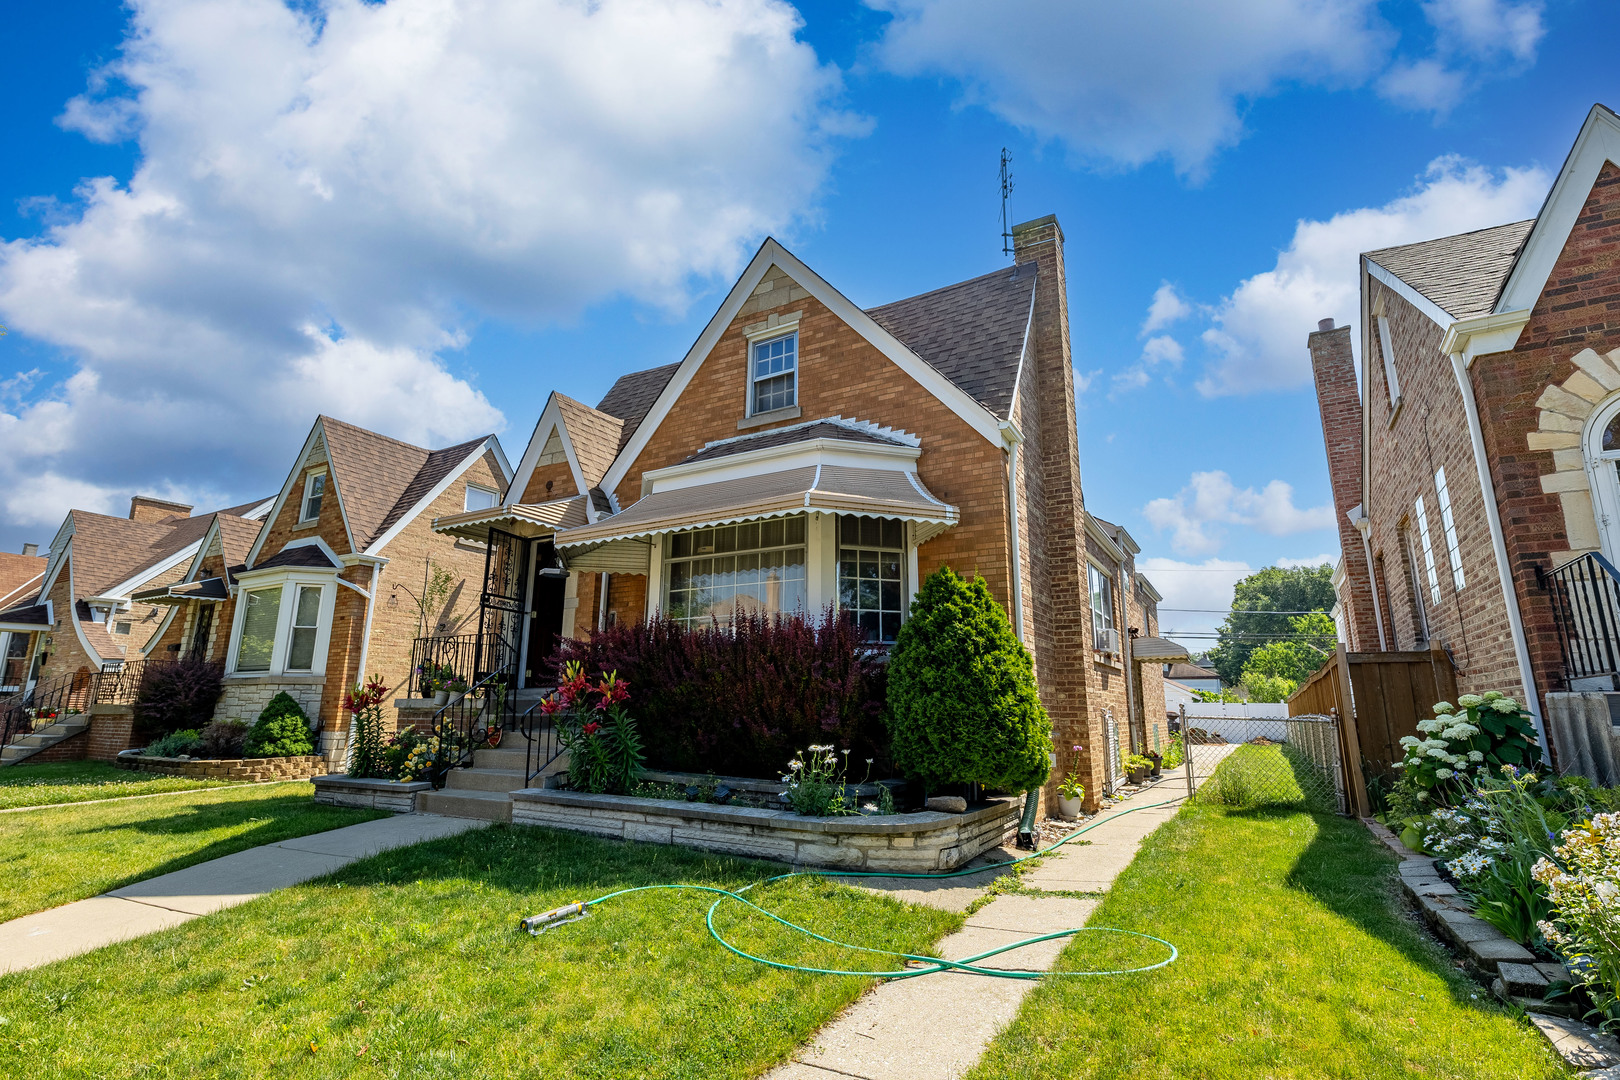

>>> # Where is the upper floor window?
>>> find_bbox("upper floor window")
[1088,563,1118,654]
[1434,467,1465,591]
[1376,315,1403,411]
[664,516,807,631]
[751,332,797,414]
[1414,495,1441,607]
[465,484,499,513]
[300,472,326,523]
[838,516,905,643]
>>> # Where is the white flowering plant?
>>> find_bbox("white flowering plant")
[1394,691,1539,805]
[1535,813,1620,1031]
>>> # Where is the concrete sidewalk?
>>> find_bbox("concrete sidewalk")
[768,786,1187,1080]
[0,813,485,974]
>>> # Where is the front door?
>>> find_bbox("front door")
[524,540,567,686]
[479,527,528,684]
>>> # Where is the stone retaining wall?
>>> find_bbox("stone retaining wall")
[311,774,430,813]
[511,789,1019,870]
[116,751,326,782]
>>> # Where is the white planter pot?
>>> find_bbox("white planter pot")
[1057,794,1084,820]
[433,691,450,707]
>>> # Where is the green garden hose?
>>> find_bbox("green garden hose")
[523,792,1187,981]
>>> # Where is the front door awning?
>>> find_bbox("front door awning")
[432,495,591,541]
[1129,636,1192,664]
[552,464,958,550]
[130,578,230,606]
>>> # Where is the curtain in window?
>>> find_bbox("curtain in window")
[665,516,807,630]
[236,587,282,672]
[286,585,322,671]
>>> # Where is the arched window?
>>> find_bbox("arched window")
[1583,393,1620,559]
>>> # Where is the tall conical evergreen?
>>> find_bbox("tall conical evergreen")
[886,568,1051,791]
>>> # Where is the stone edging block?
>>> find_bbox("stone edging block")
[311,774,432,813]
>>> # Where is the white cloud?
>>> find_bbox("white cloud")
[1195,156,1549,396]
[1377,58,1468,113]
[1141,283,1193,336]
[1,0,855,536]
[1112,333,1184,395]
[1138,556,1253,642]
[1143,470,1334,556]
[1378,0,1544,113]
[870,0,1390,175]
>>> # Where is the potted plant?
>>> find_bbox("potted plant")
[1056,744,1086,819]
[1124,753,1152,785]
[443,676,470,706]
[1147,750,1163,777]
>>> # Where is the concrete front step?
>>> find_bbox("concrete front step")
[416,788,513,823]
[1,720,91,765]
[444,767,528,793]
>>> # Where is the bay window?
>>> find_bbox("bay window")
[228,575,335,676]
[663,516,807,630]
[286,585,322,670]
[235,586,282,672]
[838,516,905,643]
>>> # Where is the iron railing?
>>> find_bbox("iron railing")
[1544,552,1620,690]
[408,633,520,699]
[521,695,564,788]
[426,667,515,788]
[0,669,99,751]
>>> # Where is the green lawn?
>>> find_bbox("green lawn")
[0,782,386,921]
[0,824,959,1079]
[967,803,1574,1079]
[0,760,237,810]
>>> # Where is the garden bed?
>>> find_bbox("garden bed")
[511,788,1019,870]
[634,768,902,811]
[115,748,326,783]
[311,773,432,813]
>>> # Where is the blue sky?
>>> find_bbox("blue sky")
[1,0,1615,640]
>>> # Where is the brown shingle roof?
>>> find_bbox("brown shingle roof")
[680,420,911,465]
[215,515,264,581]
[555,395,625,487]
[1166,662,1219,681]
[317,417,492,552]
[597,363,680,453]
[1365,220,1535,321]
[255,545,341,570]
[66,510,213,598]
[75,600,124,660]
[866,262,1037,419]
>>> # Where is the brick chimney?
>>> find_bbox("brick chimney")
[129,496,193,524]
[21,543,38,558]
[1308,319,1379,650]
[1012,214,1100,811]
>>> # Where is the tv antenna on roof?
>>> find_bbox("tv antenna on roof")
[999,147,1015,257]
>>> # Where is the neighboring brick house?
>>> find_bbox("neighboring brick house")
[0,546,46,692]
[435,216,1179,811]
[136,416,511,765]
[0,496,273,697]
[1309,103,1620,764]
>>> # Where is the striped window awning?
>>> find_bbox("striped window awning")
[431,495,591,541]
[553,465,958,550]
[130,578,230,606]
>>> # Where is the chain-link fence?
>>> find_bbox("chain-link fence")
[1179,706,1345,813]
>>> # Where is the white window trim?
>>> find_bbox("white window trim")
[1414,495,1441,607]
[1376,315,1403,416]
[745,327,800,419]
[1087,560,1118,654]
[465,482,500,513]
[1435,467,1465,591]
[223,570,339,677]
[298,470,327,527]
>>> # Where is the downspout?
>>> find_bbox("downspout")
[1000,421,1026,644]
[1349,506,1388,650]
[342,561,384,770]
[1115,562,1138,753]
[1449,352,1549,758]
[597,572,610,632]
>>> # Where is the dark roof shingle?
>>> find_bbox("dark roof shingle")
[1365,220,1535,321]
[597,363,679,453]
[865,262,1036,419]
[680,420,911,465]
[317,417,491,551]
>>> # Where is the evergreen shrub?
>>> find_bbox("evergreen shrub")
[244,692,316,757]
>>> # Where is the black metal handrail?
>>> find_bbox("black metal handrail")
[1545,551,1620,689]
[425,666,517,789]
[0,669,98,751]
[521,694,565,788]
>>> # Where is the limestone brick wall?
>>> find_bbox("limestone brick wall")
[215,676,325,727]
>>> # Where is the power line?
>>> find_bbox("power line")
[1159,607,1330,615]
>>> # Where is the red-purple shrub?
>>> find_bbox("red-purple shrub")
[133,657,224,738]
[548,609,889,779]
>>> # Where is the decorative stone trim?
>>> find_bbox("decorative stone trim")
[115,749,326,782]
[311,774,431,813]
[1530,347,1620,558]
[511,788,1019,870]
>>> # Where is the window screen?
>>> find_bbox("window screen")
[465,484,499,512]
[286,585,322,671]
[665,516,807,630]
[838,516,905,643]
[1415,495,1441,607]
[235,586,282,672]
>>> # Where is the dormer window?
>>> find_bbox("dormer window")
[751,332,797,414]
[300,472,326,524]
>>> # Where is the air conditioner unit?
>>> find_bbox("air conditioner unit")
[1096,627,1121,655]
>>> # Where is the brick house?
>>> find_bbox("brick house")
[0,546,47,693]
[131,415,512,764]
[1309,104,1620,771]
[434,216,1178,810]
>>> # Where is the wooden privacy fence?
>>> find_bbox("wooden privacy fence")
[1287,646,1458,817]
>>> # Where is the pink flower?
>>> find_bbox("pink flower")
[583,721,600,736]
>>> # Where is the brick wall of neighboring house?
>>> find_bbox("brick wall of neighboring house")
[1480,163,1620,698]
[613,267,1015,618]
[1009,340,1048,669]
[1364,277,1522,697]
[365,449,509,724]
[37,575,101,683]
[1084,537,1129,777]
[1309,323,1380,651]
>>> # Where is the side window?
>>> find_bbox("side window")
[465,484,499,513]
[751,332,797,414]
[1434,467,1465,591]
[285,585,323,671]
[301,472,326,523]
[1376,315,1402,410]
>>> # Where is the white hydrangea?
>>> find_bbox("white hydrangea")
[1399,736,1420,748]
[1436,768,1454,779]
[1433,701,1455,715]
[1468,751,1484,762]
[1441,723,1479,740]
[1417,718,1443,734]
[1426,747,1450,759]
[1490,699,1520,713]
[1458,694,1483,708]
[1482,691,1503,702]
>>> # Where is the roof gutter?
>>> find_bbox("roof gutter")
[1000,420,1026,644]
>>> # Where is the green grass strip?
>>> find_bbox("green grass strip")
[0,781,386,921]
[966,803,1577,1079]
[0,760,239,810]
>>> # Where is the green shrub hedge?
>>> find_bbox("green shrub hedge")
[243,693,315,757]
